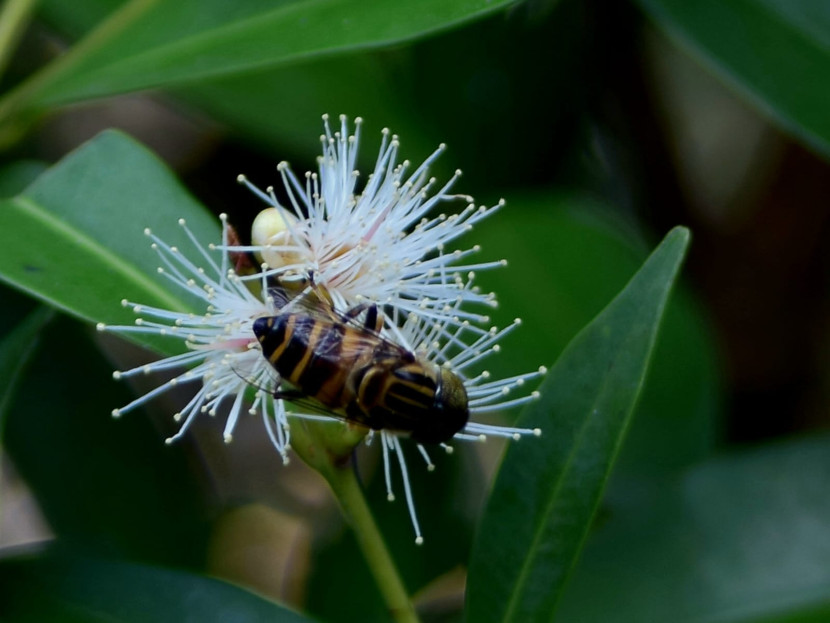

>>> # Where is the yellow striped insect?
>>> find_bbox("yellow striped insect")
[253,289,469,444]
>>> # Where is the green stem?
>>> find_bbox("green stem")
[0,0,160,142]
[327,463,420,623]
[290,420,421,623]
[0,0,38,81]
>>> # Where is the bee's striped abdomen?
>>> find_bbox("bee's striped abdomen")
[358,362,438,431]
[385,366,437,414]
[273,315,316,382]
[254,314,358,410]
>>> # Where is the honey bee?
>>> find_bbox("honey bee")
[252,289,469,444]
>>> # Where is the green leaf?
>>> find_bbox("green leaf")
[747,605,830,623]
[0,160,48,197]
[33,0,517,106]
[0,306,54,433]
[637,0,830,158]
[555,435,830,623]
[177,55,445,170]
[466,226,691,623]
[3,316,210,566]
[180,0,595,194]
[0,130,221,354]
[0,305,54,516]
[0,552,310,622]
[472,193,719,475]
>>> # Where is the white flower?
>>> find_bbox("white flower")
[233,114,504,335]
[229,115,545,542]
[100,115,546,544]
[97,215,294,463]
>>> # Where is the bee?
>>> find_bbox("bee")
[252,289,469,444]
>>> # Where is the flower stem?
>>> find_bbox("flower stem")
[290,420,420,623]
[0,0,37,82]
[326,462,420,623]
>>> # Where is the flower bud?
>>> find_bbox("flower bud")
[251,208,305,270]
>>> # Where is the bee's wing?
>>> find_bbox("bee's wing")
[272,388,352,422]
[274,284,413,360]
[269,283,339,320]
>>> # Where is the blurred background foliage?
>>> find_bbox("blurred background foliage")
[0,0,828,621]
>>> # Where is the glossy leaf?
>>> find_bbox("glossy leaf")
[0,159,53,433]
[0,160,48,197]
[3,316,210,567]
[177,3,593,194]
[177,55,444,170]
[637,0,830,158]
[555,435,830,622]
[472,193,719,474]
[0,130,220,354]
[466,226,691,623]
[33,0,517,105]
[0,552,310,622]
[179,3,593,196]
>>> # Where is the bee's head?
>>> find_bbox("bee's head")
[412,367,469,445]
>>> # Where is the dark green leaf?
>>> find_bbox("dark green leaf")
[472,193,719,475]
[747,605,830,623]
[555,435,830,623]
[0,130,220,354]
[36,0,121,37]
[34,0,517,105]
[0,552,310,622]
[637,0,830,158]
[466,226,691,623]
[3,316,210,567]
[0,160,48,197]
[0,284,47,433]
[0,306,54,434]
[180,1,593,195]
[177,55,444,170]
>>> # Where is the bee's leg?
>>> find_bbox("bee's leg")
[265,286,291,310]
[272,388,306,401]
[341,303,368,320]
[342,302,382,332]
[363,304,381,332]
